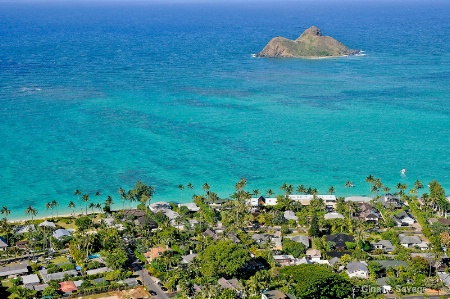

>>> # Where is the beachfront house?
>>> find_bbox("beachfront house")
[378,194,403,209]
[345,196,372,203]
[324,212,344,220]
[356,203,379,222]
[13,224,35,235]
[53,229,71,240]
[289,194,337,208]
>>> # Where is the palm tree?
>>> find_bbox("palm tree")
[297,184,306,194]
[74,189,81,203]
[95,203,102,212]
[118,187,126,210]
[253,189,260,197]
[89,202,95,215]
[414,180,424,192]
[25,205,38,222]
[365,175,374,194]
[202,183,210,193]
[266,189,274,197]
[68,201,76,217]
[104,196,113,212]
[328,186,335,195]
[82,194,90,215]
[187,182,194,190]
[46,202,53,218]
[51,199,59,218]
[1,206,10,223]
[178,184,184,202]
[344,181,354,194]
[383,186,390,195]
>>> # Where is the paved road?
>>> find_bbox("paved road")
[130,256,169,299]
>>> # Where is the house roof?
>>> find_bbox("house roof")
[161,209,180,220]
[15,240,29,249]
[438,272,450,286]
[399,234,421,244]
[346,262,368,273]
[33,283,49,291]
[377,260,408,269]
[39,220,56,228]
[289,235,309,247]
[203,229,218,240]
[144,247,168,261]
[149,202,171,212]
[181,253,198,264]
[306,249,321,258]
[345,196,372,203]
[122,209,146,218]
[371,240,393,249]
[0,237,8,248]
[21,274,40,285]
[324,212,344,220]
[0,262,29,277]
[13,224,35,234]
[262,290,296,299]
[218,277,243,290]
[53,229,71,240]
[134,216,158,229]
[179,202,200,212]
[273,255,294,260]
[59,281,78,293]
[39,269,78,283]
[86,267,110,276]
[284,210,298,221]
[93,277,106,285]
[122,277,139,286]
[329,257,340,266]
[251,233,270,242]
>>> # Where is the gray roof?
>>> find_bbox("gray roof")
[33,283,49,291]
[284,210,298,221]
[53,229,71,240]
[399,234,421,244]
[13,224,35,234]
[324,212,344,220]
[93,277,106,284]
[179,202,200,212]
[0,262,29,277]
[438,272,450,286]
[86,267,110,276]
[39,220,56,228]
[289,235,309,248]
[161,209,180,220]
[218,277,243,291]
[376,277,390,286]
[39,269,78,283]
[377,260,408,269]
[21,274,40,285]
[345,196,372,203]
[329,257,340,266]
[0,237,8,248]
[371,240,394,251]
[262,290,296,299]
[122,278,139,286]
[346,262,368,273]
[252,233,270,242]
[74,280,83,287]
[181,253,198,264]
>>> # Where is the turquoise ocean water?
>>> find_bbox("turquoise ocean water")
[1,0,449,219]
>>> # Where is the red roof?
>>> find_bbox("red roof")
[59,281,78,293]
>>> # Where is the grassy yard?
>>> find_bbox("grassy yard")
[51,255,70,264]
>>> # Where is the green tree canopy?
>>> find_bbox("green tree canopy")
[282,238,306,258]
[279,264,352,299]
[200,240,251,278]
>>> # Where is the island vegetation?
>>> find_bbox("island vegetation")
[256,26,360,58]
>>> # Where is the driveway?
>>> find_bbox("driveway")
[131,256,169,299]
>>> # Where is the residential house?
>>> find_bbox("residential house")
[134,216,158,230]
[371,240,394,253]
[178,202,200,212]
[399,234,427,249]
[15,240,29,250]
[376,277,392,294]
[39,269,78,283]
[346,262,369,279]
[122,277,139,287]
[144,247,168,262]
[122,209,146,218]
[252,233,270,243]
[428,218,450,227]
[272,237,282,251]
[356,203,379,222]
[203,229,219,240]
[438,272,450,288]
[59,281,78,294]
[378,194,403,209]
[394,211,415,226]
[289,235,310,248]
[284,210,298,221]
[377,260,408,276]
[0,237,8,250]
[86,267,110,276]
[13,224,35,235]
[218,277,243,296]
[21,274,40,288]
[39,220,56,229]
[324,212,344,220]
[325,234,355,251]
[273,255,295,266]
[53,229,71,240]
[345,196,372,203]
[262,290,296,299]
[289,194,336,207]
[149,202,171,212]
[181,252,198,265]
[0,262,29,277]
[306,249,321,262]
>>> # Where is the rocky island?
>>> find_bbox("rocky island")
[256,26,360,58]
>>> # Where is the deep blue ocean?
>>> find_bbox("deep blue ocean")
[1,0,449,219]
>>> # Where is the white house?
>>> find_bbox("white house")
[324,212,344,220]
[306,249,321,262]
[289,194,336,207]
[346,262,369,279]
[394,211,415,226]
